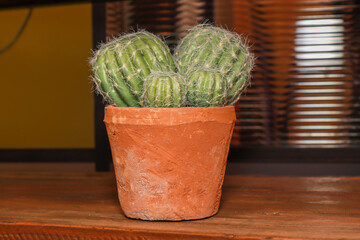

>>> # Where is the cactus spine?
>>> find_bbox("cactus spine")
[175,25,254,104]
[141,72,186,108]
[90,32,176,107]
[187,69,227,107]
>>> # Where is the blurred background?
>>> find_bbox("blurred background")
[1,0,359,175]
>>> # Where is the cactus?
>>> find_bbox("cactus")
[90,32,177,107]
[141,72,186,108]
[175,25,254,104]
[187,69,227,107]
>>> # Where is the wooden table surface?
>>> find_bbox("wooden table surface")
[0,171,360,240]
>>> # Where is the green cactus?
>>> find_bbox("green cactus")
[175,25,254,105]
[90,32,177,107]
[141,72,186,108]
[187,69,227,107]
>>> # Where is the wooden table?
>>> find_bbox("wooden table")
[1,171,360,240]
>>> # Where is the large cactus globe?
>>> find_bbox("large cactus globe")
[90,31,176,107]
[175,25,254,105]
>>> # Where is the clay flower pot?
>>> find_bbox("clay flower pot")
[104,106,236,221]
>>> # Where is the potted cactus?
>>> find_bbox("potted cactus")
[90,25,254,221]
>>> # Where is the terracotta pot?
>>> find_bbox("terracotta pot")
[104,106,236,221]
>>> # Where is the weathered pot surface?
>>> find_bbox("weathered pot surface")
[104,106,236,221]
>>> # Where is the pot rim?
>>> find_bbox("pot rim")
[104,105,236,126]
[105,105,235,109]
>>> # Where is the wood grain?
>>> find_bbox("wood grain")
[1,171,360,239]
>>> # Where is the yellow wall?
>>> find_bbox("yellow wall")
[0,4,94,148]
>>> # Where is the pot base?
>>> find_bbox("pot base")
[125,211,218,222]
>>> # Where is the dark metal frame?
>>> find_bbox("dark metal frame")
[0,149,95,162]
[92,2,112,171]
[0,0,116,9]
[227,147,360,163]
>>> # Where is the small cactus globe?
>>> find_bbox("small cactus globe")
[186,69,227,107]
[141,72,186,108]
